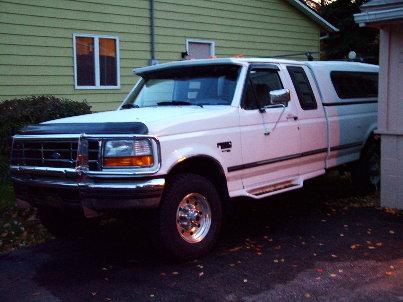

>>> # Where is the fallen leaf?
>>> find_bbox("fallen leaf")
[315,268,324,273]
[198,272,204,277]
[32,292,40,296]
[351,244,360,249]
[304,293,311,299]
[385,271,395,276]
[150,294,155,298]
[389,230,395,234]
[331,254,338,258]
[90,292,97,296]
[338,269,344,273]
[171,272,179,275]
[229,246,242,252]
[376,242,383,247]
[243,279,248,283]
[273,259,279,263]
[197,264,204,269]
[330,273,337,278]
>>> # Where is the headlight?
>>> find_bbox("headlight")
[103,139,154,168]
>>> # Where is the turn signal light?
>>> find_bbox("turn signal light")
[103,155,153,167]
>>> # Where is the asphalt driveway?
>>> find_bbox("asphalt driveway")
[0,175,402,302]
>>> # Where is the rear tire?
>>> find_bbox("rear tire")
[151,173,222,260]
[352,137,380,192]
[37,207,95,238]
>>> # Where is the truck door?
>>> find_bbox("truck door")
[237,64,301,193]
[286,65,327,176]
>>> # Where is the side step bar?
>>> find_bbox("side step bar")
[246,180,302,199]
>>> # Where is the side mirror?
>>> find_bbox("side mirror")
[269,89,290,105]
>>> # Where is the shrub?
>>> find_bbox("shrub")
[0,95,91,180]
[0,95,92,155]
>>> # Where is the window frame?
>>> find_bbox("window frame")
[73,33,120,90]
[330,71,378,100]
[186,38,215,59]
[286,65,318,111]
[241,65,284,110]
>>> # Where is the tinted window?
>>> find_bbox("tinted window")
[243,69,283,110]
[131,65,240,107]
[331,71,378,99]
[287,66,317,110]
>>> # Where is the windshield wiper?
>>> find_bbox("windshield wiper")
[120,103,139,109]
[157,101,203,108]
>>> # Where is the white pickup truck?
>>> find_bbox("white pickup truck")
[11,58,379,259]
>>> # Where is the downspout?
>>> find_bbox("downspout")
[149,0,158,65]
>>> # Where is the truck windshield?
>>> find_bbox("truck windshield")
[123,64,240,108]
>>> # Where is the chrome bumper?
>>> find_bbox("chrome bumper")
[11,171,165,210]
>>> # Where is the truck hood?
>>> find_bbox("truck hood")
[43,106,238,136]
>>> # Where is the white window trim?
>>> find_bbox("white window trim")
[73,33,120,90]
[185,38,215,58]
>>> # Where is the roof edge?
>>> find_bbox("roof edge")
[284,0,339,32]
[354,7,403,25]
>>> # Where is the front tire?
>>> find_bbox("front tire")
[151,173,222,260]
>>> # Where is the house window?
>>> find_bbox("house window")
[186,39,215,59]
[73,34,120,89]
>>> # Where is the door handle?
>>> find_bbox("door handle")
[286,113,298,121]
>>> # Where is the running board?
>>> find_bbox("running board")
[247,180,302,198]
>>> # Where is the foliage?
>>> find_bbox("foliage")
[319,0,379,63]
[0,95,91,156]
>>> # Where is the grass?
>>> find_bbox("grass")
[0,154,51,253]
[0,180,51,253]
[0,179,15,213]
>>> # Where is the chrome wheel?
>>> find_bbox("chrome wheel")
[176,193,212,244]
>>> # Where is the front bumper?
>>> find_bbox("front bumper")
[11,171,165,210]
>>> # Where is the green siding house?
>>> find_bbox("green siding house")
[0,0,337,111]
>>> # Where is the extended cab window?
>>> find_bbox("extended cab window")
[243,68,283,110]
[287,66,317,110]
[126,65,240,107]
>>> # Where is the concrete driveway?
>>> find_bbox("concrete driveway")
[0,175,402,302]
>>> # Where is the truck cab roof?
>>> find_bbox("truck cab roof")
[134,58,378,76]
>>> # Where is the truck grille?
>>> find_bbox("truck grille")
[11,140,101,170]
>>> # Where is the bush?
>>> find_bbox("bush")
[0,96,91,181]
[0,95,91,155]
